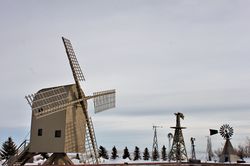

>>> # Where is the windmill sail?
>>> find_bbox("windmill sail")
[93,89,116,113]
[63,36,100,163]
[26,86,68,118]
[62,37,85,82]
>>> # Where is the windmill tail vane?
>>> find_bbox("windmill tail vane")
[209,129,218,136]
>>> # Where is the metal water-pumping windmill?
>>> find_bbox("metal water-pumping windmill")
[219,124,239,163]
[169,112,187,161]
[22,37,116,165]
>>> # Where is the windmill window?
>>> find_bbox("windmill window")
[55,130,61,138]
[38,129,43,136]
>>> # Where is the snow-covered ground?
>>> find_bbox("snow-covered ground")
[1,154,250,165]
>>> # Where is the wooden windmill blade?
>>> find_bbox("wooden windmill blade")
[25,86,69,118]
[62,37,99,163]
[62,37,85,82]
[92,89,116,113]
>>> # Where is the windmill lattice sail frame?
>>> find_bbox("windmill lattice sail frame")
[93,89,116,113]
[62,37,85,82]
[25,86,68,118]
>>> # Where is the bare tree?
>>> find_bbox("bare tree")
[214,147,223,158]
[237,145,246,159]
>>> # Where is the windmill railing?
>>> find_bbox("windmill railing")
[2,140,30,166]
[17,139,30,155]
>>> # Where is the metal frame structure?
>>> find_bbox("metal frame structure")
[152,125,162,160]
[206,136,214,161]
[169,112,188,162]
[190,137,196,160]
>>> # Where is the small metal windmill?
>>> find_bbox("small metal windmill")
[219,124,239,163]
[25,37,116,165]
[190,137,196,160]
[206,136,214,161]
[167,133,173,151]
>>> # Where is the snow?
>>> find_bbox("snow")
[1,155,250,165]
[243,158,250,164]
[0,160,5,166]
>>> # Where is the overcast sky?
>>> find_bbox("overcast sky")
[1,0,250,156]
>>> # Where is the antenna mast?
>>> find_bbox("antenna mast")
[152,125,162,160]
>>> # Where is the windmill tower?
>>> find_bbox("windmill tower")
[219,124,239,163]
[24,37,116,165]
[152,125,162,160]
[190,137,196,160]
[206,129,218,161]
[206,136,213,161]
[169,112,187,161]
[167,133,173,157]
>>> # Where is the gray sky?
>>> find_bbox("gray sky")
[1,0,250,155]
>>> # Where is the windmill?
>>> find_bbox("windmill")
[206,136,214,161]
[190,137,196,160]
[219,124,239,163]
[205,129,218,161]
[23,37,116,165]
[169,112,188,162]
[167,133,173,155]
[188,137,201,163]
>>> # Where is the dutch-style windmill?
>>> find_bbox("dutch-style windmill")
[5,37,116,165]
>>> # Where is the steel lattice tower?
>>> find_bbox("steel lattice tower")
[206,136,213,161]
[169,112,188,161]
[152,125,162,160]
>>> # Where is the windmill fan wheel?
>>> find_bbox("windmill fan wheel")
[219,124,234,139]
